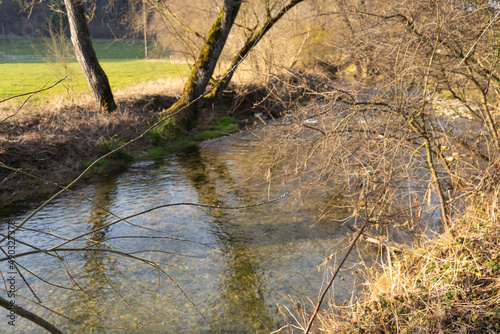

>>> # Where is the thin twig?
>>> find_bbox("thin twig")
[0,77,67,125]
[304,220,368,334]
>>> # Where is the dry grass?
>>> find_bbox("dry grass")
[113,76,187,100]
[319,191,500,333]
[1,104,148,204]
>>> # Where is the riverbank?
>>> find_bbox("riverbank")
[3,71,499,333]
[319,190,500,333]
[0,84,277,208]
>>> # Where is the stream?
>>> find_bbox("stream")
[1,130,373,333]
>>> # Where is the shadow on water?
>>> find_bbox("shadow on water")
[176,146,273,332]
[57,174,122,333]
[86,174,119,244]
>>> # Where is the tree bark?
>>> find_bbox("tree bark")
[167,0,242,130]
[211,0,305,100]
[65,0,117,112]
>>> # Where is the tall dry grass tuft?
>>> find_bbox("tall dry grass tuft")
[320,189,500,333]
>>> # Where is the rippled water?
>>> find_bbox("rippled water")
[1,131,371,333]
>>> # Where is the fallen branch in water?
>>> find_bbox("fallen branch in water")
[363,235,413,253]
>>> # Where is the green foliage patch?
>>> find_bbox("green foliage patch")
[150,115,180,145]
[194,130,222,141]
[212,116,238,132]
[98,135,132,160]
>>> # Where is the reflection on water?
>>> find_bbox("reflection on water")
[177,147,272,331]
[0,132,367,333]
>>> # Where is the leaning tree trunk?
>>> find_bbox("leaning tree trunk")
[211,0,305,100]
[167,0,242,130]
[65,0,117,112]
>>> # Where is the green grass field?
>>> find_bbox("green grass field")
[0,38,189,101]
[0,38,168,61]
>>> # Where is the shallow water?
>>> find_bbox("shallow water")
[1,131,370,333]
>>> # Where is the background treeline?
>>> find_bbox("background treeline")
[0,0,128,38]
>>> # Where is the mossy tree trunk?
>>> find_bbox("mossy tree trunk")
[65,0,117,112]
[168,0,242,130]
[168,0,306,130]
[211,0,305,100]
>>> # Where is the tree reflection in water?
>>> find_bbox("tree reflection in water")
[177,146,273,332]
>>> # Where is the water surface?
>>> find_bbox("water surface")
[1,131,369,333]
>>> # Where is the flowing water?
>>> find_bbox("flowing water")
[1,131,373,333]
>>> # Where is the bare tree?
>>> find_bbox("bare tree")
[167,0,242,130]
[154,0,307,130]
[64,0,117,112]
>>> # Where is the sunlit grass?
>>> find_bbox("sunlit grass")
[0,38,189,103]
[0,38,167,61]
[0,60,190,101]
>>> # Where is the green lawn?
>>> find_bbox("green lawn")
[1,60,190,100]
[0,38,189,101]
[0,38,168,61]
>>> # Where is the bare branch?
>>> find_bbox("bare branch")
[0,296,64,334]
